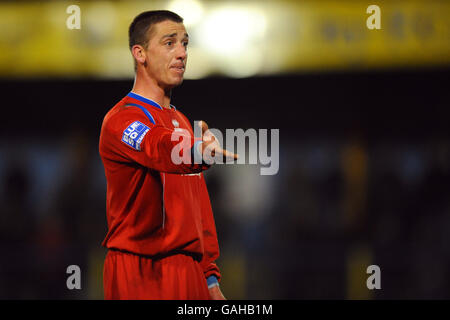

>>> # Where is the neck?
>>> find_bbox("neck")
[131,69,172,109]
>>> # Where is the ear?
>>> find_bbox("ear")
[131,44,146,66]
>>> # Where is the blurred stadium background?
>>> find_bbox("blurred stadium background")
[0,0,449,299]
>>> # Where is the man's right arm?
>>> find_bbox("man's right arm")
[101,109,208,174]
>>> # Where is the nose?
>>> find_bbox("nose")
[176,43,187,61]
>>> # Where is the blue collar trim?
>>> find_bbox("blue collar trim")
[127,92,163,110]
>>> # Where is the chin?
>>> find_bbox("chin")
[168,78,184,88]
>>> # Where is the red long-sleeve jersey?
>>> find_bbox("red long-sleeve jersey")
[99,92,221,281]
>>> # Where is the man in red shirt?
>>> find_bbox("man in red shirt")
[99,10,236,300]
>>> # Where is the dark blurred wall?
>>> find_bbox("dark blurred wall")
[0,67,449,299]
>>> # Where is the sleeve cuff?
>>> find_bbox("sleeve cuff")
[206,275,219,289]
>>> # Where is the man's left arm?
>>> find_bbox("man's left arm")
[198,174,226,300]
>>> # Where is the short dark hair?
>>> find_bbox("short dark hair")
[129,10,183,51]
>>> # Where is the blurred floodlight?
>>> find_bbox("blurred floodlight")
[84,2,117,41]
[199,7,267,56]
[168,0,204,27]
[221,47,264,78]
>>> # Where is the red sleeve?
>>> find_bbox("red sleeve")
[102,107,209,174]
[198,174,221,281]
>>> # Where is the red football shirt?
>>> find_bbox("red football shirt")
[99,92,220,280]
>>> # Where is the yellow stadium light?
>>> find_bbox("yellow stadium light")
[168,0,204,27]
[198,6,266,56]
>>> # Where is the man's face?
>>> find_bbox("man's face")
[144,20,188,90]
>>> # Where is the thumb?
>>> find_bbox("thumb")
[198,120,209,135]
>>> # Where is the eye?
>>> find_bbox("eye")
[166,41,173,46]
[183,41,189,47]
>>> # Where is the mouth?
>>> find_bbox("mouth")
[170,65,185,74]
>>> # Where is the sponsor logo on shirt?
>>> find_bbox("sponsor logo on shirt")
[122,121,150,151]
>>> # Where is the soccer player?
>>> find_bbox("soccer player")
[99,10,237,299]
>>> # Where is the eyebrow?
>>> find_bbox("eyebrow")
[161,32,189,40]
